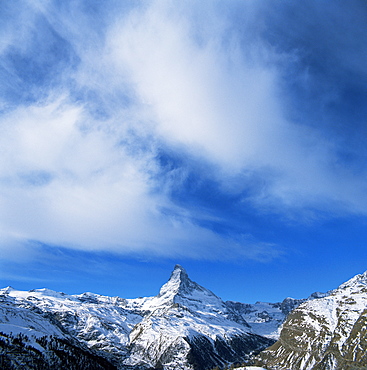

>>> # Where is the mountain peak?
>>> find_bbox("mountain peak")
[158,264,191,298]
[173,264,185,272]
[152,265,227,315]
[1,286,15,293]
[171,264,188,281]
[336,269,367,292]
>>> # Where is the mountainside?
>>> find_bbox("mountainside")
[0,265,274,370]
[258,270,367,370]
[125,265,275,369]
[226,296,306,340]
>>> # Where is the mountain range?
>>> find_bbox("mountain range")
[1,265,367,369]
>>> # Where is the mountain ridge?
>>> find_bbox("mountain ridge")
[0,265,275,370]
[3,266,366,369]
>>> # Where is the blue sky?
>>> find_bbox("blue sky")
[1,0,367,303]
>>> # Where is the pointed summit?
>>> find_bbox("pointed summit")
[173,264,185,272]
[171,264,188,281]
[154,265,227,314]
[1,286,15,294]
[158,264,193,298]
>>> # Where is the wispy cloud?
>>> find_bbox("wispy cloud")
[104,0,367,213]
[0,0,366,261]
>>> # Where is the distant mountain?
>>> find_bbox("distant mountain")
[226,296,307,340]
[258,270,367,370]
[0,265,274,370]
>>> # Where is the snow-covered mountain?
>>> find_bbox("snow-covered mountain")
[226,296,306,340]
[7,264,364,370]
[125,265,276,369]
[258,270,367,370]
[0,265,274,370]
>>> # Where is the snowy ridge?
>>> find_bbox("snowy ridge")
[0,265,275,370]
[0,285,143,365]
[132,265,228,315]
[226,296,306,340]
[259,269,367,370]
[3,266,366,369]
[157,264,226,311]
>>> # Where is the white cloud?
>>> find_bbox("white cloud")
[107,1,281,171]
[0,96,280,260]
[1,0,367,262]
[105,0,367,216]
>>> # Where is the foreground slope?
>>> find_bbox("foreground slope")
[258,270,367,370]
[0,286,138,369]
[0,265,274,370]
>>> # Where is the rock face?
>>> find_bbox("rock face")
[258,271,367,370]
[0,265,274,370]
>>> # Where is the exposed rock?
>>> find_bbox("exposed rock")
[258,271,367,370]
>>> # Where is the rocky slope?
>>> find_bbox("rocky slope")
[258,270,367,370]
[0,265,274,370]
[0,331,118,370]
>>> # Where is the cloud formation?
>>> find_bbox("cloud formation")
[105,0,367,213]
[1,0,367,260]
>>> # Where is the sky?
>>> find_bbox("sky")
[1,0,367,304]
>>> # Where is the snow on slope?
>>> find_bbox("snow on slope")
[226,296,308,339]
[0,285,143,363]
[0,265,275,370]
[127,265,232,315]
[259,270,367,370]
[125,265,274,369]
